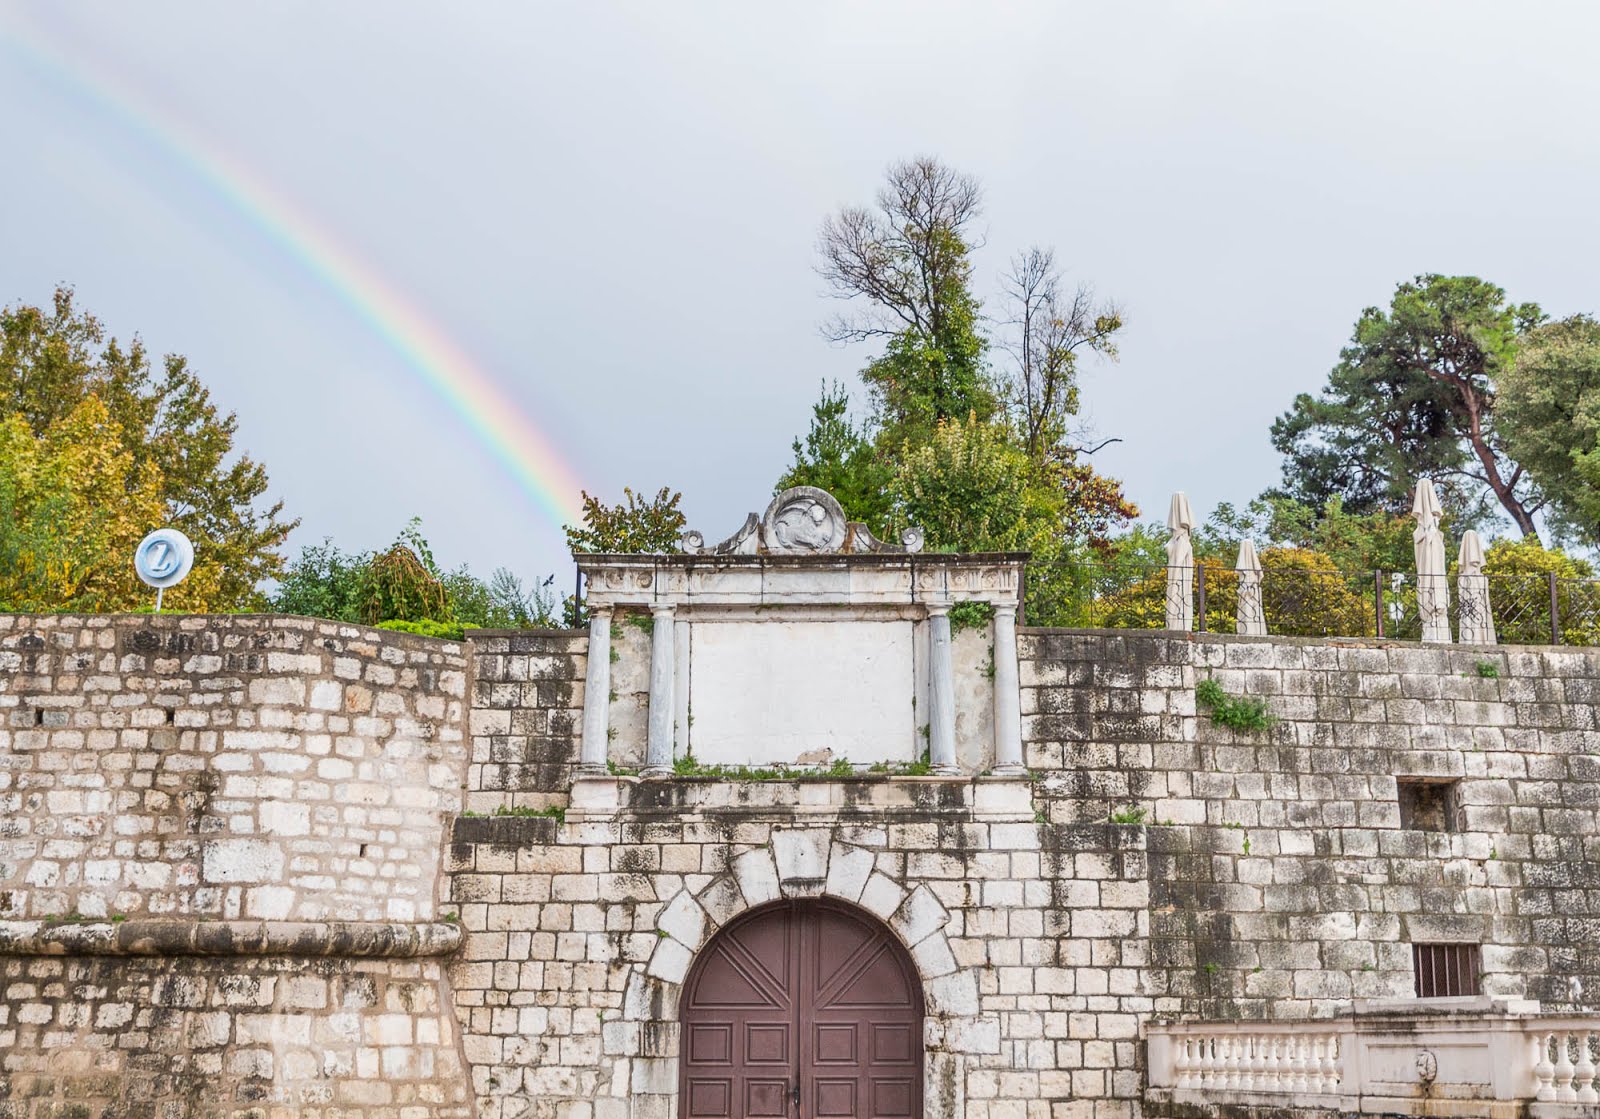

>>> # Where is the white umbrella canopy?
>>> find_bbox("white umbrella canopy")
[1412,479,1451,643]
[1457,530,1496,645]
[1165,493,1195,631]
[1235,538,1266,636]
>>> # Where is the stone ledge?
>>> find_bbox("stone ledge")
[612,775,1035,819]
[0,919,462,958]
[451,814,563,847]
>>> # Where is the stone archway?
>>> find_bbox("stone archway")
[680,898,924,1119]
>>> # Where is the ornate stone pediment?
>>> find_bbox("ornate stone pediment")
[680,486,924,556]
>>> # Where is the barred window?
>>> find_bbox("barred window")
[1413,943,1481,998]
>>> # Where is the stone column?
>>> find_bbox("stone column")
[644,605,676,775]
[578,607,613,774]
[927,605,957,774]
[991,604,1024,775]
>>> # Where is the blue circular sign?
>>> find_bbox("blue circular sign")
[134,528,195,589]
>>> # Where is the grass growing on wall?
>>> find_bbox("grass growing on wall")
[667,753,934,780]
[1195,677,1277,733]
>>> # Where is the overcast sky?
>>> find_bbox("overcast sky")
[3,2,1598,584]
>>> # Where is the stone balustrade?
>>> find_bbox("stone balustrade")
[1528,1022,1600,1104]
[1146,999,1600,1119]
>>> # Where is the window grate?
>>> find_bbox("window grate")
[1413,943,1481,998]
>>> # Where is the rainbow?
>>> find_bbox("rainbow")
[0,14,588,529]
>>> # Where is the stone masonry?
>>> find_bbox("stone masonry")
[0,613,471,1117]
[6,614,1600,1118]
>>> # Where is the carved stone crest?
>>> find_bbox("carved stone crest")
[680,486,924,556]
[763,487,847,554]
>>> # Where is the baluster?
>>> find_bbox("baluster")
[1575,1031,1597,1104]
[1238,1034,1255,1091]
[1175,1035,1193,1088]
[1261,1035,1280,1090]
[1250,1033,1266,1091]
[1534,1032,1557,1102]
[1327,1033,1342,1090]
[1197,1036,1214,1087]
[1557,1031,1579,1102]
[1308,1035,1325,1092]
[1293,1034,1311,1094]
[1219,1035,1236,1089]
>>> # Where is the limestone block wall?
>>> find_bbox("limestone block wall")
[443,780,1109,1119]
[447,624,1600,1119]
[464,629,585,813]
[0,951,471,1118]
[1020,629,1600,1020]
[0,613,469,923]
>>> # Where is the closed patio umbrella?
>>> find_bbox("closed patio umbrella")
[1457,530,1496,645]
[1412,479,1451,643]
[1235,538,1266,636]
[1166,492,1195,631]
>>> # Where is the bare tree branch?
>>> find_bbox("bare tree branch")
[816,157,983,346]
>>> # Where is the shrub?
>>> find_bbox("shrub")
[376,618,465,641]
[1195,677,1276,732]
[1481,539,1600,645]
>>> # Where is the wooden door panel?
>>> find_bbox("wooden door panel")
[682,900,923,1118]
[688,1079,733,1119]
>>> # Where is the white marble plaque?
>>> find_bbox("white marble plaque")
[688,619,916,765]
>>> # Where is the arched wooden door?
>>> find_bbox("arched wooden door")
[680,899,923,1119]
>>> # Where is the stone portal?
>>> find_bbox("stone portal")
[680,899,924,1119]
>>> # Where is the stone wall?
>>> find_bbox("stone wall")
[11,614,1600,1119]
[0,613,469,924]
[0,948,471,1118]
[0,614,473,1119]
[464,629,585,814]
[1018,630,1600,1023]
[440,625,1600,1119]
[443,779,1059,1119]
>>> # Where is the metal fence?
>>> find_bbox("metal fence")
[1023,561,1600,646]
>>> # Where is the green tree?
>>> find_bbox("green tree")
[269,539,370,621]
[818,157,996,445]
[888,415,1058,553]
[564,487,687,553]
[777,382,893,527]
[1000,246,1124,460]
[445,567,557,629]
[1498,315,1600,545]
[1201,496,1418,574]
[0,396,168,611]
[1,287,295,606]
[357,519,449,625]
[1271,275,1546,538]
[1481,538,1600,645]
[796,156,1136,564]
[271,519,557,629]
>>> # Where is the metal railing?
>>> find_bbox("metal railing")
[1024,561,1600,646]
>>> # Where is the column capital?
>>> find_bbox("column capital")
[992,602,1018,618]
[650,603,676,618]
[587,604,614,620]
[925,603,951,617]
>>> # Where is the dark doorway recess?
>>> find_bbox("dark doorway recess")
[680,898,924,1119]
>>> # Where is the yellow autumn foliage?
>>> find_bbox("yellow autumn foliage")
[0,396,175,612]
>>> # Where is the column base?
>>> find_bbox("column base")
[570,775,622,813]
[992,764,1027,777]
[641,765,673,778]
[931,764,960,777]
